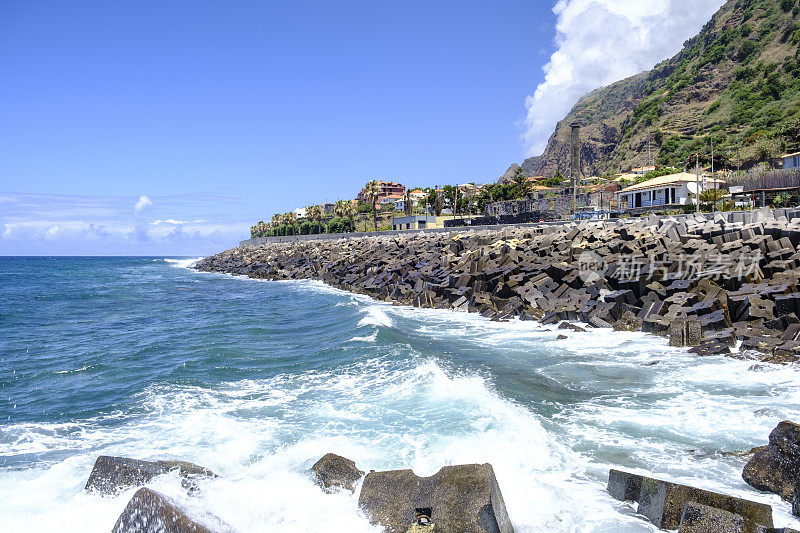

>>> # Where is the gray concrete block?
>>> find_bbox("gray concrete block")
[359,464,513,533]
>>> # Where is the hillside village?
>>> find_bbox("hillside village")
[250,149,800,239]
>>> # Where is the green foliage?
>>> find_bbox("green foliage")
[635,167,682,184]
[326,216,350,234]
[781,0,795,12]
[299,221,313,235]
[699,188,730,209]
[772,192,799,207]
[738,40,758,61]
[474,181,537,212]
[625,96,667,136]
[542,172,565,187]
[705,100,722,115]
[657,135,691,167]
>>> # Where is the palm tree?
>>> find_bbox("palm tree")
[281,212,297,235]
[270,214,281,229]
[699,188,728,211]
[340,200,356,232]
[333,200,351,232]
[307,205,323,234]
[363,180,382,231]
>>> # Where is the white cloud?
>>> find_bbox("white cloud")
[523,0,725,156]
[134,195,153,212]
[150,219,205,225]
[0,192,253,255]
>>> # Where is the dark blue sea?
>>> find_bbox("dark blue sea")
[1,256,799,531]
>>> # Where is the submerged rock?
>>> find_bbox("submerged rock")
[743,421,800,502]
[85,456,216,495]
[311,453,364,492]
[112,487,227,533]
[358,463,513,533]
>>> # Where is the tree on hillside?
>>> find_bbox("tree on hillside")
[513,170,533,197]
[363,180,381,231]
[542,171,564,188]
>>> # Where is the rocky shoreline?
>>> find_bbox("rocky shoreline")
[197,207,800,364]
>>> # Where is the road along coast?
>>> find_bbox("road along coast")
[196,207,800,364]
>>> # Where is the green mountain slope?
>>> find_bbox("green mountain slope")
[526,0,800,178]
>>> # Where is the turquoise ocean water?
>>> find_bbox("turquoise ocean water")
[1,256,799,531]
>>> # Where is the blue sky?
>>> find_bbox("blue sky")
[0,0,723,255]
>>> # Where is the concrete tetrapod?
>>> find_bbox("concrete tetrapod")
[358,463,513,533]
[85,456,216,495]
[608,469,773,530]
[112,487,231,533]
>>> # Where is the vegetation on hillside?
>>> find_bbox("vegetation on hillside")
[533,0,800,177]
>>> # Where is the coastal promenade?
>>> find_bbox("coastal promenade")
[238,220,564,246]
[200,207,800,364]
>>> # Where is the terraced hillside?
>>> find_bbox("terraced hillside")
[525,0,800,178]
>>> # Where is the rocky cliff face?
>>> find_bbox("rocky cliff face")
[520,0,800,178]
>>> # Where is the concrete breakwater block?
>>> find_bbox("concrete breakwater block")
[85,456,216,495]
[311,453,364,492]
[112,487,226,533]
[743,421,800,505]
[679,502,755,533]
[607,469,773,530]
[358,463,513,533]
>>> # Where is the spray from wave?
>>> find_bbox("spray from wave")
[164,257,204,269]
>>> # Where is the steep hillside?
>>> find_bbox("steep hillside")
[526,0,800,178]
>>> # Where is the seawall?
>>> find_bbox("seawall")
[197,207,800,363]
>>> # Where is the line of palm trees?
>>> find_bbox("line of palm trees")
[250,199,362,238]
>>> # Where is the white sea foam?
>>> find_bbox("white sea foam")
[0,355,635,532]
[349,331,378,343]
[53,364,92,375]
[164,257,204,269]
[357,306,393,328]
[7,275,800,531]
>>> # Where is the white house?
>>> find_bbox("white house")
[782,152,800,170]
[616,172,725,210]
[379,194,404,211]
[631,166,656,175]
[409,189,427,202]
